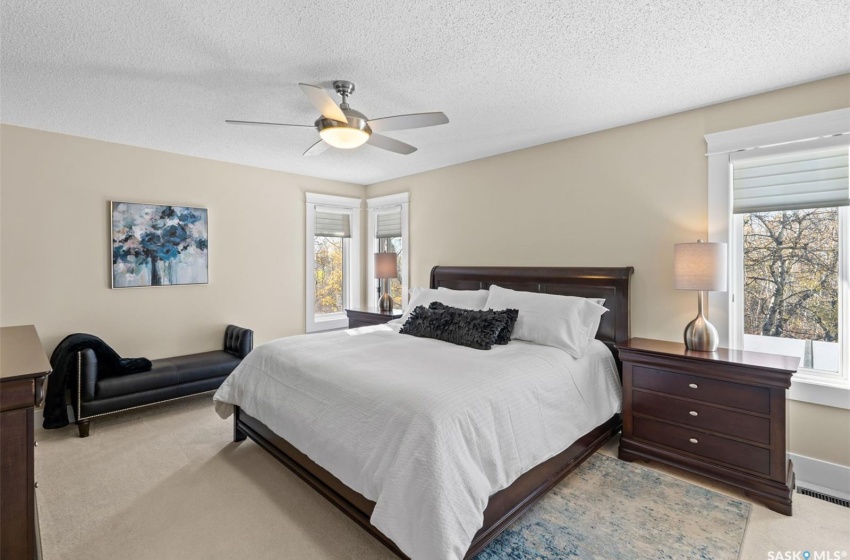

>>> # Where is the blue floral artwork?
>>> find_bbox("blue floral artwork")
[111,201,208,287]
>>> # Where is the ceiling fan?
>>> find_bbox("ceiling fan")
[226,80,449,156]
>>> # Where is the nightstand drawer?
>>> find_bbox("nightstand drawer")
[633,416,771,475]
[632,366,770,414]
[349,316,391,328]
[633,391,770,444]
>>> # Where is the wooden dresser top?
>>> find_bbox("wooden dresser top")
[0,325,51,381]
[617,337,800,373]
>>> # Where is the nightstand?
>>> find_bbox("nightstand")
[345,306,403,328]
[616,337,799,515]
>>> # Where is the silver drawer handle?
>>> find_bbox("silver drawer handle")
[689,438,699,444]
[689,383,698,389]
[689,410,698,416]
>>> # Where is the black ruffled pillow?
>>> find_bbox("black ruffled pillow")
[399,305,509,350]
[428,302,519,345]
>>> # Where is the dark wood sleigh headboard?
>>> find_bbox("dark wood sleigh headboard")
[430,266,634,368]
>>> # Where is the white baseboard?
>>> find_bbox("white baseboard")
[789,453,850,501]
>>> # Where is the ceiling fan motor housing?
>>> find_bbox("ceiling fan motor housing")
[317,81,370,149]
[316,107,371,135]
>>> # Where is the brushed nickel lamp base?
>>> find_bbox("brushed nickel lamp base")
[684,290,718,352]
[378,279,394,312]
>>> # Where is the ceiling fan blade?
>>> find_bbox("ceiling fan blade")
[367,112,448,133]
[303,139,330,157]
[299,83,348,123]
[225,119,314,128]
[367,134,417,155]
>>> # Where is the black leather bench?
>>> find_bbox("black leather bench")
[72,325,252,437]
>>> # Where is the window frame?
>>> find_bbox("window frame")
[305,193,361,333]
[705,108,850,409]
[366,192,410,309]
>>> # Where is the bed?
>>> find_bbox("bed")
[216,266,633,559]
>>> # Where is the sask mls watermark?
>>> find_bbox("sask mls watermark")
[768,551,848,560]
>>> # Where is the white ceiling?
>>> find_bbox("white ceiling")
[2,1,848,185]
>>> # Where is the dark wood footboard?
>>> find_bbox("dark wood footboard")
[234,406,621,559]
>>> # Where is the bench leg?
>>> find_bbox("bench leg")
[77,419,90,438]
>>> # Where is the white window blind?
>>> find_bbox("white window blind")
[732,142,849,214]
[315,210,351,238]
[375,206,402,238]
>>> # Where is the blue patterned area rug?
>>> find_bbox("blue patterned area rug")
[476,453,750,560]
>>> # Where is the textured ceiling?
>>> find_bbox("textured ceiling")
[2,1,848,185]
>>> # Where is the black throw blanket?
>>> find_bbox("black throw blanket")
[43,333,152,429]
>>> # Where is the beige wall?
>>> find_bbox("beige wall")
[789,400,850,467]
[367,74,850,466]
[0,125,364,358]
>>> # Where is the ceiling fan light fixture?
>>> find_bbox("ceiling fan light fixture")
[319,126,370,149]
[317,111,371,150]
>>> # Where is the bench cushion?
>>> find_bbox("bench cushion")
[170,351,242,384]
[96,361,178,399]
[95,351,240,399]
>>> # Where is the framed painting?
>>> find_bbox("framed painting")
[111,201,209,288]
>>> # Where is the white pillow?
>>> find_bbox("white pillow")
[401,287,489,324]
[485,285,607,358]
[587,298,607,340]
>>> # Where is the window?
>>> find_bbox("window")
[730,141,848,384]
[306,193,361,332]
[314,213,348,316]
[706,109,850,408]
[367,193,409,309]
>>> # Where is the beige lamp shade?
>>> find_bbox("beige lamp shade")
[674,241,728,292]
[375,252,398,279]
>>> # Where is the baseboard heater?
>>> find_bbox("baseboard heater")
[798,487,850,508]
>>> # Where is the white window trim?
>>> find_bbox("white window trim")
[305,193,361,333]
[705,108,850,409]
[367,192,410,309]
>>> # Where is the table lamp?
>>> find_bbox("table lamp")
[674,239,728,351]
[375,252,398,312]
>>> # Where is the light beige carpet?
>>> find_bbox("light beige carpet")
[35,396,850,559]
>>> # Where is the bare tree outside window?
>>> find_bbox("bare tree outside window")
[315,236,345,314]
[743,208,839,370]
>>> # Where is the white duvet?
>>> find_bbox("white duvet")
[214,324,621,560]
